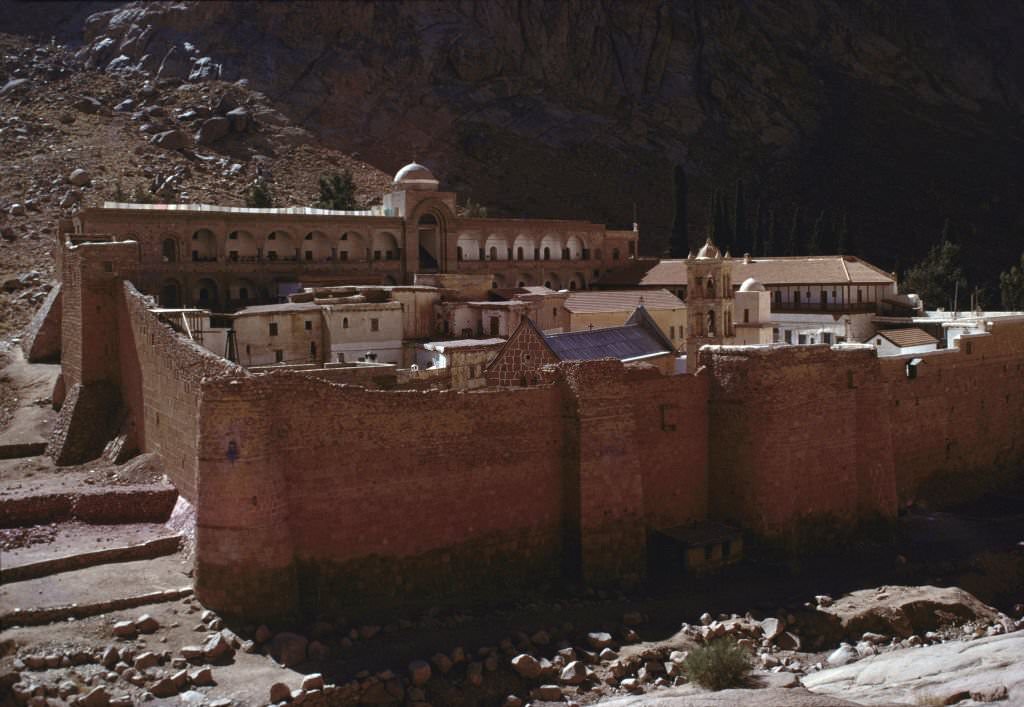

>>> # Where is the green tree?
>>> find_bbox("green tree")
[786,205,802,256]
[464,197,488,217]
[999,251,1024,310]
[245,179,274,208]
[314,170,357,210]
[717,190,731,252]
[763,207,776,256]
[902,239,966,311]
[835,211,849,254]
[733,179,746,254]
[750,198,762,258]
[669,164,689,257]
[807,209,825,255]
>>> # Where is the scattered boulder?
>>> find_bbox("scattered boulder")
[761,617,784,641]
[190,667,215,687]
[79,685,110,707]
[431,653,453,674]
[269,682,291,703]
[269,632,307,668]
[73,96,103,114]
[301,673,324,691]
[135,614,160,633]
[112,621,137,639]
[254,625,273,644]
[150,129,187,150]
[532,684,563,702]
[132,652,158,670]
[409,660,431,686]
[0,78,30,96]
[827,644,857,667]
[226,106,250,132]
[150,677,178,698]
[202,632,234,663]
[511,653,542,679]
[559,660,587,685]
[195,116,230,145]
[587,632,614,649]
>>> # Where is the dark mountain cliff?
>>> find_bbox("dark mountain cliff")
[13,0,1024,295]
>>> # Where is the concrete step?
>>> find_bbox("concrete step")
[0,554,193,627]
[1,521,182,582]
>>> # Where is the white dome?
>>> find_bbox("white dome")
[393,162,439,190]
[696,238,720,259]
[739,277,766,292]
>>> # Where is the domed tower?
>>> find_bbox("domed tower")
[733,276,773,345]
[685,238,734,367]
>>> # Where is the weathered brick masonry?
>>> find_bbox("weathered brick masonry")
[701,327,1024,537]
[51,241,1024,620]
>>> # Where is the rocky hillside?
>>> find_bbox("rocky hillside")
[45,0,1024,297]
[0,32,390,338]
[5,1,1024,297]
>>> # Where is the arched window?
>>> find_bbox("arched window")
[706,276,715,297]
[343,317,349,329]
[543,247,551,260]
[707,310,716,336]
[489,246,497,260]
[457,246,464,262]
[517,247,524,261]
[161,238,178,263]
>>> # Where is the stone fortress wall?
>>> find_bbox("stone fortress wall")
[51,241,1024,620]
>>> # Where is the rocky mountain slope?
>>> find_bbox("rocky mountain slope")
[0,32,390,338]
[43,0,1024,297]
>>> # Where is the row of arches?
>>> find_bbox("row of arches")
[455,233,612,263]
[160,229,401,265]
[489,271,589,291]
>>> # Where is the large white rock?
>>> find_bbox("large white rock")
[802,632,1024,705]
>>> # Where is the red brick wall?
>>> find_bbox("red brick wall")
[628,366,709,530]
[119,284,242,502]
[703,345,898,537]
[703,320,1024,538]
[878,320,1024,501]
[195,373,568,618]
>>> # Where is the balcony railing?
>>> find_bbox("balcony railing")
[771,302,877,314]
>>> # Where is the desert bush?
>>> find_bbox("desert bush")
[682,637,751,690]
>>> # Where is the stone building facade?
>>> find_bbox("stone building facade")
[61,163,640,311]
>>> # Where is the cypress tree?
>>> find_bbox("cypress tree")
[717,190,731,251]
[733,179,746,254]
[786,205,802,256]
[706,191,717,242]
[669,164,689,257]
[750,198,762,258]
[808,209,825,255]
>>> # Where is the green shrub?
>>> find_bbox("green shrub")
[682,638,751,690]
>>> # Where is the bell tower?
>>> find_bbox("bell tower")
[686,238,734,367]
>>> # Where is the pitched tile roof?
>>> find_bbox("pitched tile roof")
[639,256,896,287]
[870,328,939,348]
[543,306,675,362]
[564,289,684,313]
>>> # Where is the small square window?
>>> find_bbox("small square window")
[269,323,278,336]
[370,318,379,332]
[304,320,312,330]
